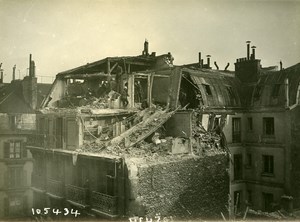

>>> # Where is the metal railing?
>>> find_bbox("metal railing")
[66,184,88,206]
[91,191,118,215]
[47,178,64,197]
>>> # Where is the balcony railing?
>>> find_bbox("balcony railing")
[47,178,64,198]
[27,134,45,148]
[66,184,88,206]
[32,173,46,191]
[91,191,117,216]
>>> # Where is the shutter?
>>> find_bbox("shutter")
[4,142,10,158]
[4,197,9,217]
[22,142,27,158]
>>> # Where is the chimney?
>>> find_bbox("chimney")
[143,39,149,56]
[23,54,37,110]
[214,61,219,70]
[12,65,16,81]
[251,46,256,60]
[280,60,283,71]
[224,63,230,71]
[201,59,204,68]
[285,78,289,108]
[207,55,211,68]
[198,52,202,68]
[0,63,3,83]
[246,41,251,60]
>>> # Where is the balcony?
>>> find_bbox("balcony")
[31,173,46,192]
[91,191,118,216]
[46,178,64,198]
[66,184,89,207]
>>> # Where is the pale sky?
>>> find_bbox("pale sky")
[1,0,300,83]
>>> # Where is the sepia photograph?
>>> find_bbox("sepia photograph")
[0,0,300,221]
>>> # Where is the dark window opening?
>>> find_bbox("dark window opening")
[263,192,274,212]
[263,155,274,174]
[234,154,243,180]
[247,117,253,131]
[272,84,281,97]
[246,153,252,167]
[263,117,274,136]
[247,190,252,205]
[203,84,212,96]
[232,118,241,143]
[234,191,242,212]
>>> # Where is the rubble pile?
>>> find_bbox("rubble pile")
[191,112,223,156]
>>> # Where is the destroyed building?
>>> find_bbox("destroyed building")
[0,56,52,219]
[27,41,229,220]
[26,40,300,220]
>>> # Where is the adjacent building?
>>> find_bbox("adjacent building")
[0,56,51,219]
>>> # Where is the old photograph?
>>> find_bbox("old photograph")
[0,0,300,221]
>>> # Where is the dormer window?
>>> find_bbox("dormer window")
[271,84,281,97]
[203,84,212,96]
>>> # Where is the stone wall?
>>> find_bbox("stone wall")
[127,154,229,220]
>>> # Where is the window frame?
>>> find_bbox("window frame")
[262,155,274,176]
[263,117,275,136]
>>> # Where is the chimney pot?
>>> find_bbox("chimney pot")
[251,46,256,60]
[207,55,211,68]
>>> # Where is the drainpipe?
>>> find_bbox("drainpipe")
[285,78,289,108]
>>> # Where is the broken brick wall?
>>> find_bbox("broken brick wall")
[126,154,229,220]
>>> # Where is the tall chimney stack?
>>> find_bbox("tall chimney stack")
[251,46,256,60]
[246,41,251,60]
[280,60,283,71]
[143,39,149,56]
[12,65,16,81]
[207,55,211,68]
[198,52,202,68]
[0,63,3,83]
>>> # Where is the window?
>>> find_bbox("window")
[263,192,274,212]
[4,141,23,159]
[247,117,253,131]
[246,153,252,167]
[272,84,281,97]
[234,154,243,180]
[234,190,242,212]
[254,85,263,100]
[9,115,16,130]
[232,118,241,143]
[203,84,212,96]
[263,155,274,174]
[263,117,274,136]
[8,167,23,188]
[247,190,252,205]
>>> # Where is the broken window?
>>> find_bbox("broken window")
[234,154,243,180]
[203,84,212,96]
[263,117,274,136]
[247,117,253,131]
[262,155,274,174]
[271,84,281,97]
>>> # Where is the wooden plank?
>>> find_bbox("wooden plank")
[62,72,108,79]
